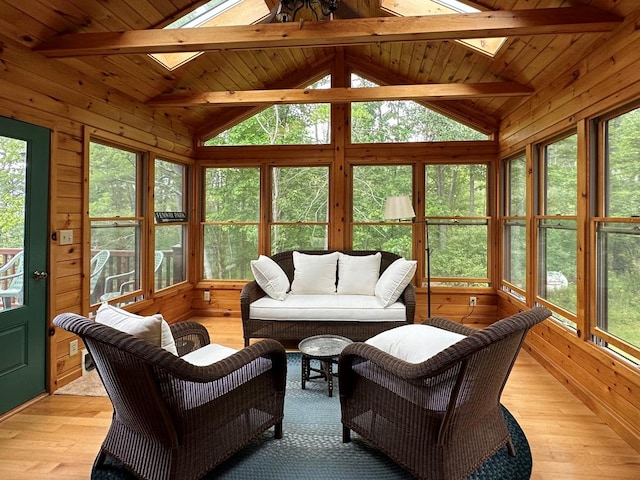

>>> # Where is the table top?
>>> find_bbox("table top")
[298,334,353,358]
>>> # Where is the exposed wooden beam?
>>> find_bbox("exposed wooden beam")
[147,82,533,107]
[34,7,622,57]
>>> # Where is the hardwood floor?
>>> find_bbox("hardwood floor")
[0,316,638,479]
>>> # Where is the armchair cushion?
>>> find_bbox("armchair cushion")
[365,323,466,363]
[251,255,290,301]
[337,252,381,295]
[374,257,417,307]
[290,251,340,294]
[181,343,238,366]
[96,303,178,355]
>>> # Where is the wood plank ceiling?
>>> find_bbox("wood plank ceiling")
[2,0,636,142]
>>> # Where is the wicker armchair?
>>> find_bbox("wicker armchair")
[338,306,552,480]
[53,313,287,480]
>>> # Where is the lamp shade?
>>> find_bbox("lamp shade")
[384,195,415,220]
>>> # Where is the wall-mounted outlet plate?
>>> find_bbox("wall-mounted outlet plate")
[470,296,477,307]
[59,229,73,245]
[69,339,79,356]
[203,290,210,301]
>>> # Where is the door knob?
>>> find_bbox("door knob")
[33,271,48,280]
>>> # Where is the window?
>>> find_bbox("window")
[502,154,527,299]
[205,76,331,146]
[149,0,270,70]
[379,0,506,57]
[271,166,329,253]
[89,142,143,305]
[425,164,490,286]
[202,167,260,280]
[154,159,188,290]
[535,133,578,327]
[594,105,640,363]
[352,165,413,259]
[350,74,487,143]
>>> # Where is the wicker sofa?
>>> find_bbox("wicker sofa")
[240,250,416,347]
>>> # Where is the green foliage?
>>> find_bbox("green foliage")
[0,136,26,247]
[606,107,640,216]
[350,75,487,143]
[89,142,138,218]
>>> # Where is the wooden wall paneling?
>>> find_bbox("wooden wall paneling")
[500,10,640,153]
[0,41,193,155]
[575,119,590,336]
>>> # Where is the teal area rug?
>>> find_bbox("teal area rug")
[94,353,532,479]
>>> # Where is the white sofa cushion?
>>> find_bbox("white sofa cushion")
[366,324,467,363]
[250,294,406,321]
[337,252,381,295]
[375,257,417,307]
[96,303,178,355]
[251,255,290,301]
[181,343,238,366]
[290,251,340,295]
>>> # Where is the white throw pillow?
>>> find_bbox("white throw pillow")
[374,257,417,307]
[366,324,466,363]
[250,255,290,301]
[96,303,178,355]
[337,252,381,295]
[290,251,340,294]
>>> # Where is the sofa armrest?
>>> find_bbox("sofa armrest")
[398,283,416,323]
[240,280,267,321]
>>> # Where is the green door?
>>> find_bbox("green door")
[0,116,49,414]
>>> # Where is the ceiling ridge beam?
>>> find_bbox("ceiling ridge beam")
[34,7,622,57]
[147,82,533,107]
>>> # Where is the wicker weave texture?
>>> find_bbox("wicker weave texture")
[240,250,416,346]
[338,307,552,480]
[53,313,287,480]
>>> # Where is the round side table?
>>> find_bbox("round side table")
[298,334,353,397]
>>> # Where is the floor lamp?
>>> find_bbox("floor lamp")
[384,195,431,318]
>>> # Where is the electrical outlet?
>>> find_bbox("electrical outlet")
[59,229,73,245]
[69,339,79,356]
[470,296,477,307]
[203,290,210,301]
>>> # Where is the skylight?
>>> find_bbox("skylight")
[150,0,270,71]
[380,0,506,57]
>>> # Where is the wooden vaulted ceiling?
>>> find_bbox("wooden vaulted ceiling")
[3,0,635,142]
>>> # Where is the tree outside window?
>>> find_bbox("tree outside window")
[202,167,259,280]
[352,165,413,259]
[425,164,490,286]
[271,166,329,253]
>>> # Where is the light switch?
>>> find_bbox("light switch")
[59,229,73,245]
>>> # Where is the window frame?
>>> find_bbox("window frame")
[591,102,640,363]
[500,153,528,301]
[153,158,190,292]
[87,139,146,307]
[533,131,579,328]
[424,162,492,287]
